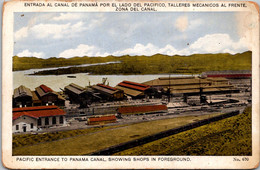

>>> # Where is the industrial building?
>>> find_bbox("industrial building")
[201,70,251,79]
[13,85,33,108]
[35,84,65,107]
[31,91,42,106]
[12,105,66,133]
[143,76,239,96]
[116,81,155,98]
[92,84,124,101]
[65,83,104,107]
[87,114,116,125]
[64,83,89,104]
[118,105,168,115]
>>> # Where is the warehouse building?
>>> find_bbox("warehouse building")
[64,83,88,103]
[12,105,66,133]
[143,76,239,96]
[65,83,103,107]
[31,91,42,106]
[35,84,65,107]
[201,70,251,79]
[92,84,124,101]
[118,104,168,115]
[116,81,155,98]
[13,85,33,108]
[87,114,116,125]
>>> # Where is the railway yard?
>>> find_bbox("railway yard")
[13,74,251,134]
[12,72,252,155]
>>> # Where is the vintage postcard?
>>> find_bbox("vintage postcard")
[2,0,259,169]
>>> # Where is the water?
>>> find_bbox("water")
[17,61,121,75]
[13,63,192,91]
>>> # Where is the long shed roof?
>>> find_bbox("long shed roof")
[35,84,57,97]
[13,85,32,98]
[88,115,116,122]
[13,105,65,120]
[31,91,40,102]
[118,105,167,114]
[65,83,86,95]
[92,84,122,95]
[115,85,143,97]
[169,87,237,94]
[143,78,211,86]
[117,81,150,91]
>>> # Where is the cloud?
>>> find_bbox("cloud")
[59,43,180,58]
[58,44,109,58]
[112,43,185,56]
[29,21,85,39]
[113,43,159,56]
[112,33,249,56]
[16,49,45,58]
[175,16,188,32]
[158,45,178,55]
[15,20,99,41]
[14,27,28,41]
[52,13,83,21]
[59,33,249,58]
[189,33,248,54]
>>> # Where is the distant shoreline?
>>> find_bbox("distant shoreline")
[13,51,252,75]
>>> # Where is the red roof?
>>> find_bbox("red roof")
[97,84,118,91]
[123,81,149,88]
[40,84,53,93]
[118,81,150,91]
[88,115,116,122]
[118,105,167,114]
[13,105,65,120]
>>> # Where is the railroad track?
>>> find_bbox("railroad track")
[89,110,240,155]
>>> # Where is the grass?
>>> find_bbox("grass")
[13,51,252,75]
[13,113,222,155]
[114,107,252,156]
[12,125,124,149]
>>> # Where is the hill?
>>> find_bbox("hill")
[13,51,252,75]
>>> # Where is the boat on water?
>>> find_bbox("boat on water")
[67,75,76,78]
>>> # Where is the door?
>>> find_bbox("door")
[23,126,26,132]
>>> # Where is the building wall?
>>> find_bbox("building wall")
[12,116,37,133]
[38,116,65,128]
[13,115,66,133]
[41,94,58,104]
[113,91,124,100]
[13,96,33,108]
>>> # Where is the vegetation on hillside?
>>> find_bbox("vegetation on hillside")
[13,51,252,75]
[115,107,252,156]
[12,55,117,71]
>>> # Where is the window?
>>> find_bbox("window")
[52,116,56,125]
[16,125,19,130]
[59,116,63,124]
[31,123,33,129]
[45,117,49,125]
[37,118,41,126]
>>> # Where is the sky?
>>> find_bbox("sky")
[13,12,254,58]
